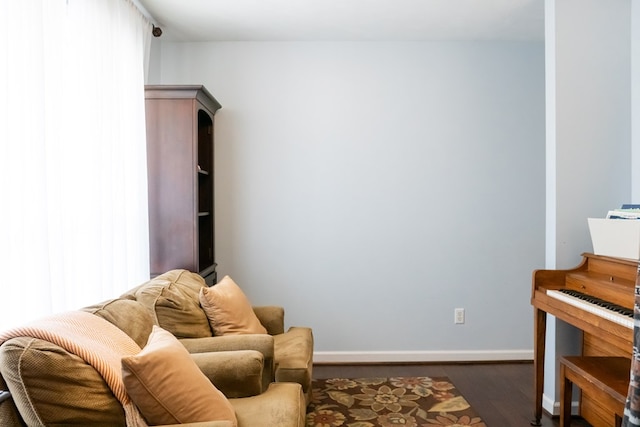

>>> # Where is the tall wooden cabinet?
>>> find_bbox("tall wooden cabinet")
[144,85,221,285]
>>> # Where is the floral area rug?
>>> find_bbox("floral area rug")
[306,377,487,427]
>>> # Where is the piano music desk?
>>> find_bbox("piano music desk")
[559,356,629,427]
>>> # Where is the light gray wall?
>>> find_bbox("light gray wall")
[555,0,631,266]
[152,41,546,361]
[543,0,632,415]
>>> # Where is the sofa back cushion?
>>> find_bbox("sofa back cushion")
[83,298,154,348]
[123,269,212,339]
[0,336,125,426]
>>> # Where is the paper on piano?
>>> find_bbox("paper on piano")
[588,218,640,260]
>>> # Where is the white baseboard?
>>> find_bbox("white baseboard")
[543,393,557,416]
[542,394,579,417]
[313,349,534,364]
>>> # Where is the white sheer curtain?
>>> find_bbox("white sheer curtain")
[0,0,152,329]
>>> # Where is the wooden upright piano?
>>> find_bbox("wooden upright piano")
[531,253,637,426]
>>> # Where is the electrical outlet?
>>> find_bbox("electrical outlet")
[454,308,465,324]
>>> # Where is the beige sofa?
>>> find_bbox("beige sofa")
[122,270,314,404]
[0,271,312,426]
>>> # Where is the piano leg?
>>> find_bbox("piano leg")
[559,362,571,427]
[532,307,546,426]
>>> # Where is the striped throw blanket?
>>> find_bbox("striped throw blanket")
[0,311,147,427]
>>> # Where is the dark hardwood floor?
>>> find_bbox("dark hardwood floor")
[312,362,591,427]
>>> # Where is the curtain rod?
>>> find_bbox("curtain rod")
[130,0,163,37]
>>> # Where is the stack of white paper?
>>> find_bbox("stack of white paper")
[588,218,640,260]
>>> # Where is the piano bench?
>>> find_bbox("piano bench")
[559,356,630,427]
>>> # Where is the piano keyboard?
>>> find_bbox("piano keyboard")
[546,289,634,329]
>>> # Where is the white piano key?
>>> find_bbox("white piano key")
[547,289,633,329]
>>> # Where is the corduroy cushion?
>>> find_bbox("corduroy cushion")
[123,270,213,339]
[83,298,154,349]
[121,326,237,426]
[0,336,125,426]
[200,276,268,336]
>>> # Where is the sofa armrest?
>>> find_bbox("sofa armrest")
[180,335,274,358]
[161,422,234,427]
[0,395,22,427]
[191,350,263,398]
[1,372,23,427]
[180,335,275,391]
[253,306,285,335]
[230,383,305,427]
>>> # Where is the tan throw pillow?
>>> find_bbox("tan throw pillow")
[199,275,268,335]
[121,326,237,426]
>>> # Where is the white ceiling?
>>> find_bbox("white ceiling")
[137,0,545,42]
